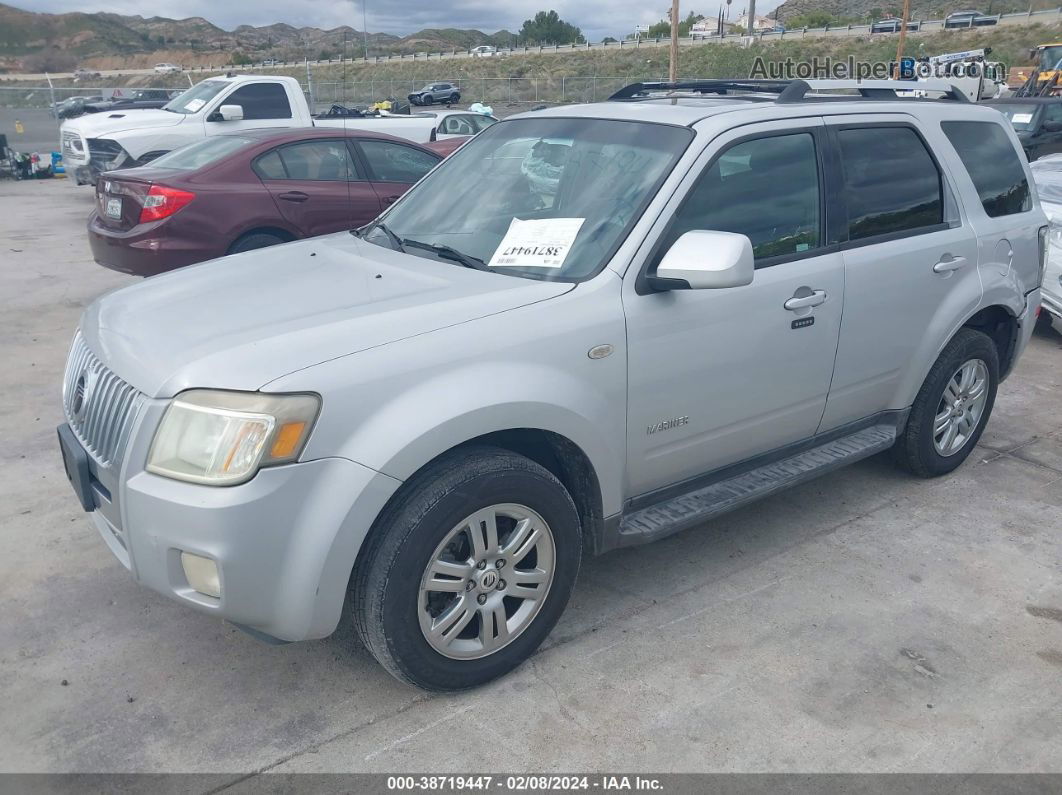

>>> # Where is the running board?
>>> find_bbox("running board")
[615,424,898,547]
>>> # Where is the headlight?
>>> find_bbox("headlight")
[147,390,320,486]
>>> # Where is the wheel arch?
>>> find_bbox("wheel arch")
[961,304,1020,378]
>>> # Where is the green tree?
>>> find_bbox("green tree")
[230,50,253,65]
[519,10,582,45]
[645,10,706,38]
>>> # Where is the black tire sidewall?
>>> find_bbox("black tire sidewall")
[376,460,581,690]
[908,330,999,476]
[230,233,284,254]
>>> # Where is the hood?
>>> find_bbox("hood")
[63,108,186,138]
[80,233,574,398]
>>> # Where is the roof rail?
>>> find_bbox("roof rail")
[608,78,970,103]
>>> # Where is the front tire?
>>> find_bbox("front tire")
[422,94,433,105]
[351,446,582,691]
[893,328,999,478]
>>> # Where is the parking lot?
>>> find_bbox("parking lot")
[1,178,1061,776]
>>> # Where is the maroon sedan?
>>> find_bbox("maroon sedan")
[88,128,442,276]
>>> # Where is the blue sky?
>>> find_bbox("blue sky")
[28,1,786,42]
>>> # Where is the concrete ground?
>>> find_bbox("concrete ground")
[1,179,1061,776]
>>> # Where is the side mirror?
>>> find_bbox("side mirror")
[648,230,755,291]
[214,104,244,121]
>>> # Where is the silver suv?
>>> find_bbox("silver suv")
[408,82,460,106]
[59,80,1046,691]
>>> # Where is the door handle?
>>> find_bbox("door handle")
[932,255,967,273]
[784,290,827,311]
[278,191,309,203]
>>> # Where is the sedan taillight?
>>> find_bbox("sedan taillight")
[139,184,196,224]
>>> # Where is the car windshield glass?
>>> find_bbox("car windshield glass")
[996,104,1040,130]
[146,136,255,170]
[163,80,227,114]
[1038,45,1062,71]
[365,117,691,281]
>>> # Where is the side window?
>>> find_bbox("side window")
[659,132,821,262]
[837,126,943,241]
[253,149,286,179]
[441,115,476,136]
[1045,105,1062,124]
[941,120,1031,218]
[360,140,439,183]
[224,83,292,120]
[256,140,358,181]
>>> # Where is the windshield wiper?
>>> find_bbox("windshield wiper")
[402,239,491,271]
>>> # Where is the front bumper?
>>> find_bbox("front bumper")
[65,421,402,642]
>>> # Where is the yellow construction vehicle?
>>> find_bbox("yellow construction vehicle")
[1012,43,1062,96]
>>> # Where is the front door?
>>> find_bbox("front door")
[624,120,845,497]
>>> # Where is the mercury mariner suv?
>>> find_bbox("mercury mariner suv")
[58,80,1046,691]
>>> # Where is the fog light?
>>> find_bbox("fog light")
[180,552,221,598]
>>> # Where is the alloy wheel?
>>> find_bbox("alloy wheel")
[418,503,555,660]
[933,358,989,457]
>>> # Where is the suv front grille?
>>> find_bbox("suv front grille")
[61,130,83,158]
[62,332,145,467]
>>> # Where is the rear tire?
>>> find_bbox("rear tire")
[892,328,999,478]
[351,446,582,691]
[228,232,287,255]
[449,93,460,105]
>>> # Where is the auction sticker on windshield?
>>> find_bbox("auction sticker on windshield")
[489,218,585,269]
[1012,113,1034,124]
[185,98,206,112]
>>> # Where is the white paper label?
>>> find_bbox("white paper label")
[185,98,206,112]
[489,218,585,269]
[1012,113,1034,124]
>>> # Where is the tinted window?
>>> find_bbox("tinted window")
[266,140,357,181]
[147,136,255,171]
[224,83,292,120]
[254,149,287,179]
[660,132,821,261]
[360,140,439,183]
[942,120,1031,217]
[1044,103,1062,124]
[838,127,943,240]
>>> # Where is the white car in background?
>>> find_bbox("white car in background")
[471,45,497,57]
[154,63,183,74]
[1031,156,1062,320]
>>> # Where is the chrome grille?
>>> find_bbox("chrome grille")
[61,130,83,158]
[62,332,144,467]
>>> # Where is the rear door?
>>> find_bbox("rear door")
[818,114,982,431]
[255,139,377,237]
[355,138,441,208]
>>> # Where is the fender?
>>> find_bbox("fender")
[269,280,629,518]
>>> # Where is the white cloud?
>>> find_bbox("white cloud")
[28,0,784,42]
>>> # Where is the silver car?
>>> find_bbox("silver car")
[59,80,1045,691]
[408,82,461,106]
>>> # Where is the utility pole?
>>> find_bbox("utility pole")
[893,0,912,78]
[748,0,756,37]
[362,1,370,60]
[669,0,680,81]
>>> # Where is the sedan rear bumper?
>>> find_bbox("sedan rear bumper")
[88,211,222,276]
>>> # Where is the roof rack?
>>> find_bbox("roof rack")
[609,78,970,103]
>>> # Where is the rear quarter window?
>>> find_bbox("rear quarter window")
[941,120,1032,218]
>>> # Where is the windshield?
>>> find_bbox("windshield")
[365,117,691,281]
[163,80,228,114]
[1039,45,1062,71]
[146,136,255,171]
[997,104,1040,130]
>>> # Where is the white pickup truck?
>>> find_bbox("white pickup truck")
[60,73,495,185]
